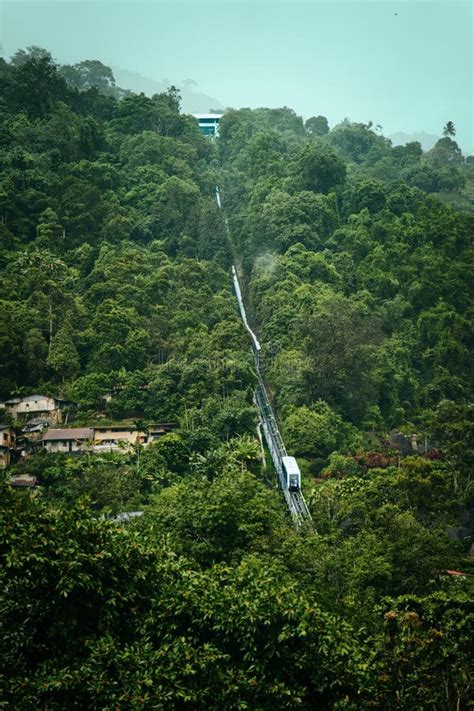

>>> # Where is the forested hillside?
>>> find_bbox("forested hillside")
[219,108,473,458]
[1,49,473,709]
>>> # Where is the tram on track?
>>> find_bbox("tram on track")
[282,456,301,491]
[230,258,311,525]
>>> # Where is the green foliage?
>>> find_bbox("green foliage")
[346,178,387,214]
[0,54,247,407]
[35,207,63,249]
[305,115,329,136]
[291,141,346,194]
[60,59,116,93]
[428,136,464,166]
[141,468,284,565]
[5,50,68,118]
[0,485,372,708]
[221,106,472,437]
[1,50,473,708]
[47,323,80,380]
[328,120,390,164]
[39,452,142,512]
[375,591,473,709]
[64,371,114,409]
[284,401,353,461]
[148,432,189,474]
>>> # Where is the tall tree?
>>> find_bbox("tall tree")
[60,60,116,93]
[35,207,64,249]
[443,120,456,137]
[9,53,68,118]
[47,324,80,381]
[305,115,329,136]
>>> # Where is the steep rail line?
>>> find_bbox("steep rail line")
[216,186,311,526]
[232,266,312,527]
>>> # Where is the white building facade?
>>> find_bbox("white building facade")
[192,113,223,137]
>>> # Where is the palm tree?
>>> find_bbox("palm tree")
[228,435,262,473]
[189,447,228,481]
[443,121,456,138]
[133,419,149,436]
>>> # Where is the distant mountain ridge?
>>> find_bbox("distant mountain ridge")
[112,66,224,114]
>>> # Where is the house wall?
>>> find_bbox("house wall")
[0,427,16,468]
[1,427,16,448]
[11,397,56,414]
[93,429,147,445]
[41,426,174,454]
[0,448,9,468]
[7,397,64,422]
[44,439,85,453]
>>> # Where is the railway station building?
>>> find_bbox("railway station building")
[192,113,223,137]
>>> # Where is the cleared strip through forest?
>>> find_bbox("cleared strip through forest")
[231,264,312,527]
[216,185,311,525]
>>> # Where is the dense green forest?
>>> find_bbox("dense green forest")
[1,49,473,708]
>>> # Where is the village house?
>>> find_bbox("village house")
[41,423,178,453]
[22,418,50,435]
[148,423,177,441]
[93,425,148,451]
[93,423,177,449]
[42,427,94,453]
[0,424,16,468]
[9,474,37,489]
[0,394,72,424]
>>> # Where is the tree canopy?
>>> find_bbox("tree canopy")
[1,48,473,709]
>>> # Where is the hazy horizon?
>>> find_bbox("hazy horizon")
[1,0,472,153]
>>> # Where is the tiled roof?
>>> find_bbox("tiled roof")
[4,394,70,404]
[7,394,50,403]
[42,428,94,441]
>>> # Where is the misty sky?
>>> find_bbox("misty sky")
[1,0,473,152]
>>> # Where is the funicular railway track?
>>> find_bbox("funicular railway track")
[216,185,311,526]
[232,265,312,527]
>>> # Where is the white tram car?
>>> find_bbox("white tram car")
[282,456,301,491]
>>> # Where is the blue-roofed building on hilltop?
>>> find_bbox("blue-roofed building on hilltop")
[192,113,223,137]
